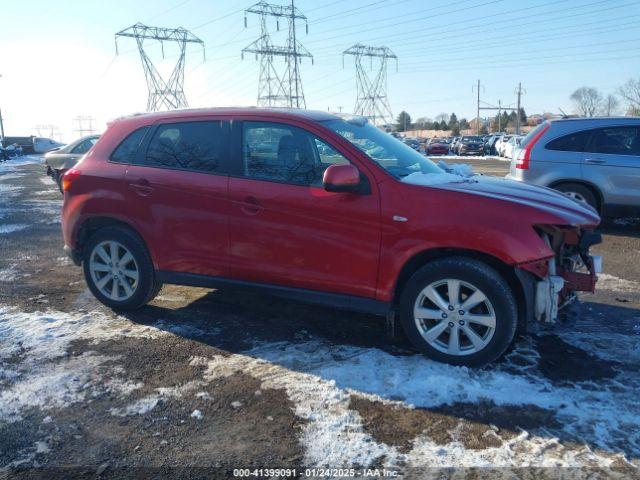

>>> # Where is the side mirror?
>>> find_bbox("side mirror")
[323,164,361,193]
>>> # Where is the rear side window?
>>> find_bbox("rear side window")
[145,121,225,173]
[586,127,640,156]
[71,138,98,154]
[110,126,149,163]
[545,130,591,152]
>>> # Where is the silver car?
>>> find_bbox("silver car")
[44,135,100,191]
[506,117,640,216]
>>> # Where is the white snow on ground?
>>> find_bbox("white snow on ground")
[0,156,43,170]
[596,273,640,293]
[0,265,20,282]
[0,224,29,235]
[428,155,510,163]
[1,289,639,468]
[0,306,165,422]
[191,339,636,468]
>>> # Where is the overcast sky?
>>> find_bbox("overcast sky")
[1,0,638,141]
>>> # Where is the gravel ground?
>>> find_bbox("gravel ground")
[1,156,639,478]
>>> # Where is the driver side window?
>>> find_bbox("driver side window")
[242,122,350,186]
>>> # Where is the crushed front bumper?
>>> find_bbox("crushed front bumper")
[521,229,602,325]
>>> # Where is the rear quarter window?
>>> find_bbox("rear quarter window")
[545,129,592,152]
[110,126,150,163]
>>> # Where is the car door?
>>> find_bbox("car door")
[582,126,640,208]
[123,119,231,276]
[227,119,381,299]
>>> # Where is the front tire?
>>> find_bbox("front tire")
[82,226,161,310]
[399,257,518,367]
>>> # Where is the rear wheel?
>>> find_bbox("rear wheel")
[554,182,599,211]
[54,171,63,193]
[399,257,518,367]
[82,226,161,310]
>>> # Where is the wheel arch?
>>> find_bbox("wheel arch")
[392,247,529,333]
[74,216,155,267]
[547,178,604,214]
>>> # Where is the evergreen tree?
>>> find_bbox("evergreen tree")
[396,111,412,131]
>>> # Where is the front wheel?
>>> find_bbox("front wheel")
[399,257,518,367]
[82,226,161,310]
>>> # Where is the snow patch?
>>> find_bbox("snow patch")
[437,160,475,177]
[0,306,167,422]
[402,171,471,187]
[191,409,203,420]
[192,335,639,467]
[0,265,20,282]
[0,224,29,234]
[596,273,640,293]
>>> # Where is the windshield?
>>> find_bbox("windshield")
[322,119,442,178]
[462,136,482,143]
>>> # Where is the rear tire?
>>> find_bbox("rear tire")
[554,182,599,212]
[82,226,161,310]
[398,257,518,367]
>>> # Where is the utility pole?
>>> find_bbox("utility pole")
[479,100,509,134]
[0,108,5,143]
[515,82,525,134]
[0,74,4,142]
[473,79,481,135]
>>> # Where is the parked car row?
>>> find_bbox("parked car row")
[402,133,525,157]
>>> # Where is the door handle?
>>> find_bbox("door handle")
[128,178,154,196]
[236,196,263,215]
[585,158,606,164]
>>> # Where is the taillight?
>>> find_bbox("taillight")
[516,123,550,170]
[62,168,81,192]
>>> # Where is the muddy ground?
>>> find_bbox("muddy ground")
[0,156,639,479]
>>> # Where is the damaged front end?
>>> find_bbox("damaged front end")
[519,226,602,325]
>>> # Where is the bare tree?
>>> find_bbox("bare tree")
[618,78,640,115]
[602,94,620,116]
[570,87,603,117]
[435,112,449,123]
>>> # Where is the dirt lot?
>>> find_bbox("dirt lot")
[1,156,639,478]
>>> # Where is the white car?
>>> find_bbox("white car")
[502,135,523,160]
[496,135,513,157]
[33,137,65,154]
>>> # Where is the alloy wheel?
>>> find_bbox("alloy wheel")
[413,279,496,356]
[89,240,139,301]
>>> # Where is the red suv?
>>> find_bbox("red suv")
[61,108,602,366]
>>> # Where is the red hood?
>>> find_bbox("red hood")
[431,176,601,227]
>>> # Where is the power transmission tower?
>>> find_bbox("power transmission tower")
[73,116,96,137]
[343,44,397,127]
[242,1,312,108]
[34,124,63,142]
[115,23,205,112]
